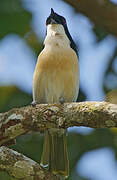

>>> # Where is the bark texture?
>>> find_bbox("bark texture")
[0,101,117,179]
[0,146,59,180]
[0,102,117,146]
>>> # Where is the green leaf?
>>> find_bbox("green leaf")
[11,132,43,163]
[0,171,15,180]
[0,0,32,39]
[0,86,32,112]
[93,26,108,42]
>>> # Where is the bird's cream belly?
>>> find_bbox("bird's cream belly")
[33,70,78,103]
[33,47,79,103]
[46,71,78,103]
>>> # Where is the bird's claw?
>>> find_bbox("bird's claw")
[31,101,37,107]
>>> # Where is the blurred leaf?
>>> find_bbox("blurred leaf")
[106,89,117,104]
[24,30,43,55]
[105,48,117,76]
[0,86,32,112]
[0,171,15,180]
[68,169,90,180]
[103,47,117,93]
[93,26,108,42]
[0,0,32,39]
[11,132,43,163]
[77,88,86,102]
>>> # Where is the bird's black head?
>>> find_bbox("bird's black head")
[46,8,78,56]
[46,8,66,26]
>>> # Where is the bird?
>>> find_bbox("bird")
[32,8,79,178]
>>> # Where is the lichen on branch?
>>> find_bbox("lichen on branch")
[0,102,117,146]
[0,146,59,180]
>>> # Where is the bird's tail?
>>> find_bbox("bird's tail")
[40,129,69,179]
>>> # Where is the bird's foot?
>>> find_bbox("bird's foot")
[59,97,65,104]
[31,101,37,107]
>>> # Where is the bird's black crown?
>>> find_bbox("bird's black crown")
[46,8,66,26]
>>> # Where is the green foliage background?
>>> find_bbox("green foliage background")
[0,0,117,180]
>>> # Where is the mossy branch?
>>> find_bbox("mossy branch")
[0,101,117,179]
[0,102,117,146]
[0,146,59,180]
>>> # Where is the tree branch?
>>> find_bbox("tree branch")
[63,0,117,37]
[0,146,59,180]
[0,102,117,146]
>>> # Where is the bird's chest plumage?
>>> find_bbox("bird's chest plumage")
[33,30,79,103]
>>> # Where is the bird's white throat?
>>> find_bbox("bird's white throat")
[46,24,66,36]
[44,24,70,48]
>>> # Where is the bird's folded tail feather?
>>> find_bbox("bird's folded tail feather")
[40,129,69,178]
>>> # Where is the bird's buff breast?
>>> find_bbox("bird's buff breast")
[33,47,79,103]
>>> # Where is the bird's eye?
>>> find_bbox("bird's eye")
[63,18,66,24]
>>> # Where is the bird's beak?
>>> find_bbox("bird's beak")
[50,18,57,24]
